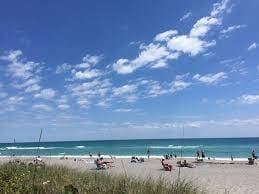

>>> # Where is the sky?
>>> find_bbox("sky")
[0,0,259,142]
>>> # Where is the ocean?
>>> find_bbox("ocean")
[0,138,258,160]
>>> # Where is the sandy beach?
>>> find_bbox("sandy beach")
[1,156,259,194]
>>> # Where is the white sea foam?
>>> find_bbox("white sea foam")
[4,146,62,150]
[74,146,86,149]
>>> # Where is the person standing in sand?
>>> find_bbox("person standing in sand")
[196,151,200,159]
[147,148,150,159]
[201,150,205,159]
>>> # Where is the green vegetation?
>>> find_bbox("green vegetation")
[0,163,204,194]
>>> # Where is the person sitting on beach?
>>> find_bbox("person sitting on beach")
[100,157,114,167]
[179,160,195,168]
[95,158,106,169]
[161,159,173,171]
[131,156,139,163]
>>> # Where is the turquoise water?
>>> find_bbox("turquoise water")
[0,138,258,159]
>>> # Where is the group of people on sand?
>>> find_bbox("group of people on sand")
[161,158,195,171]
[95,154,114,169]
[196,150,206,160]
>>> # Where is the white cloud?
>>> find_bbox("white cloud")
[68,79,112,108]
[58,104,70,110]
[210,0,230,17]
[112,0,230,74]
[34,88,56,100]
[193,72,228,85]
[96,101,110,108]
[72,69,101,80]
[1,50,40,80]
[25,84,41,93]
[180,12,192,21]
[154,30,178,41]
[32,104,52,111]
[113,108,133,112]
[113,84,138,96]
[190,16,221,37]
[56,63,72,74]
[220,24,246,34]
[82,54,103,65]
[248,42,257,51]
[167,35,215,56]
[171,80,191,92]
[6,96,24,105]
[239,94,259,104]
[77,98,90,107]
[12,77,41,89]
[112,59,133,74]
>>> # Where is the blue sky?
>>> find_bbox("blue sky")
[0,0,259,142]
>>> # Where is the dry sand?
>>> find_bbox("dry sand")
[1,157,259,194]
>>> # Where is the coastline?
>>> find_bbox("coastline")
[0,155,250,162]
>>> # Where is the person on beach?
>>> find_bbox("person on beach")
[231,155,234,161]
[100,157,114,167]
[161,159,173,171]
[147,148,150,159]
[201,150,205,159]
[252,150,258,159]
[89,152,92,158]
[196,151,200,159]
[98,152,101,158]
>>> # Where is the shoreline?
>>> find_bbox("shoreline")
[0,155,251,162]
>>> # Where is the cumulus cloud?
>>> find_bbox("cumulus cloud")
[113,108,133,112]
[6,96,24,105]
[167,35,215,56]
[154,30,178,42]
[34,88,56,100]
[68,79,111,108]
[1,50,40,80]
[0,95,24,112]
[220,24,246,34]
[248,42,257,51]
[56,63,72,74]
[171,80,191,92]
[238,94,259,104]
[72,69,101,80]
[190,16,221,37]
[179,12,192,22]
[25,84,41,93]
[58,104,70,110]
[113,84,138,96]
[193,72,228,85]
[32,104,52,111]
[112,0,230,74]
[0,49,45,98]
